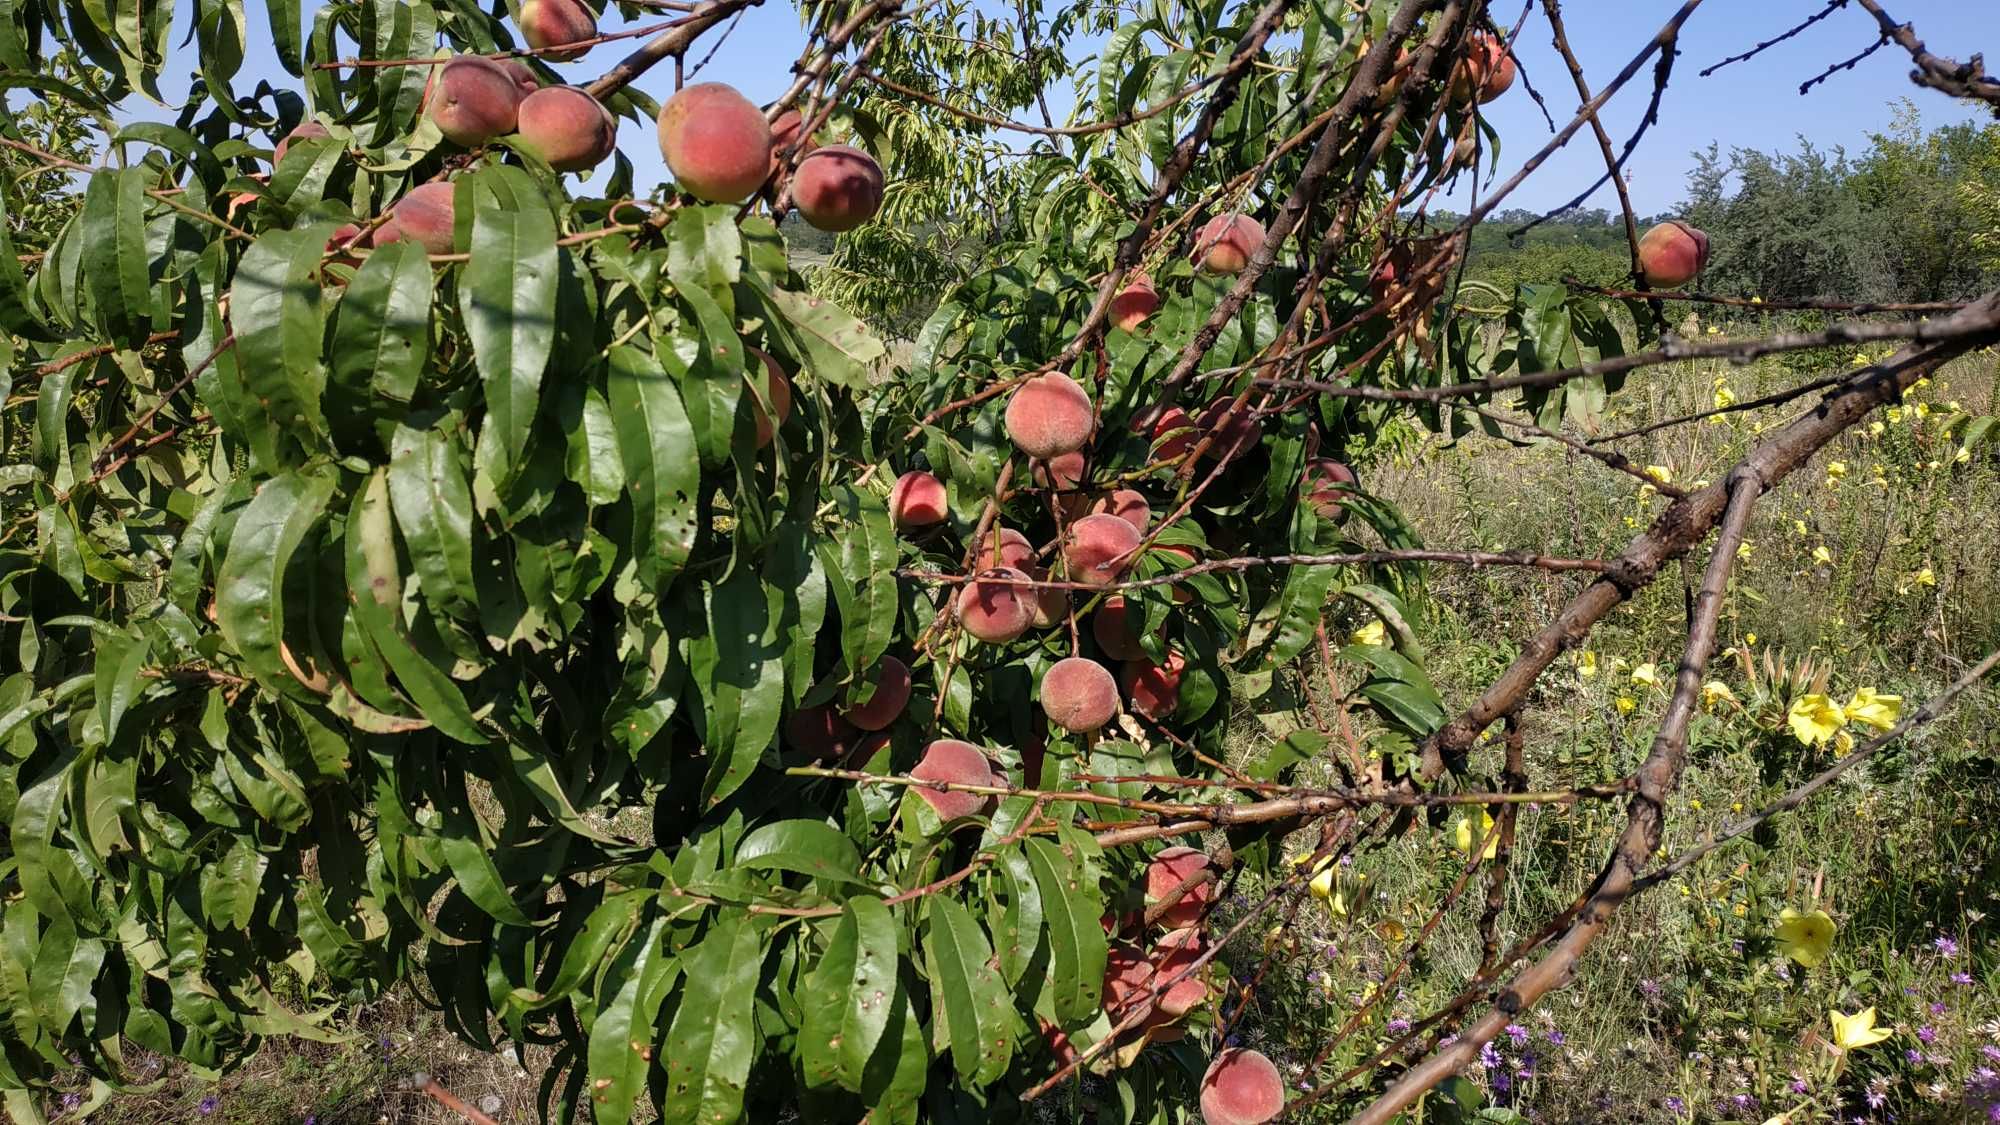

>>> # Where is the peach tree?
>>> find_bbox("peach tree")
[6,0,1999,1121]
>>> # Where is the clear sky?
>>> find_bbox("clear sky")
[123,0,1997,216]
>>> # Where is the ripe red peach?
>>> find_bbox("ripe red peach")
[1063,514,1141,587]
[1121,651,1185,719]
[786,705,858,760]
[274,121,330,165]
[910,738,1000,820]
[1133,405,1197,464]
[956,567,1036,643]
[978,527,1036,572]
[1200,1048,1285,1125]
[842,655,911,731]
[889,470,947,529]
[1197,397,1261,461]
[501,59,541,95]
[1035,450,1086,491]
[1303,459,1358,519]
[1145,847,1214,929]
[1037,1017,1078,1067]
[374,181,458,256]
[1005,372,1096,460]
[1091,596,1150,661]
[325,223,366,268]
[519,0,597,61]
[1450,33,1517,105]
[1110,272,1160,332]
[1087,489,1150,533]
[793,144,885,233]
[1638,220,1710,289]
[766,108,815,175]
[746,347,793,449]
[657,82,773,203]
[1042,657,1119,733]
[1191,213,1265,275]
[1152,927,1209,1017]
[426,56,523,147]
[515,85,617,172]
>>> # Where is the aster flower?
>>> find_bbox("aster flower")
[1505,1024,1528,1046]
[1937,935,1962,958]
[198,1096,219,1116]
[1480,1041,1502,1069]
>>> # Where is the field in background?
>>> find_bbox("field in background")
[1216,338,2000,1122]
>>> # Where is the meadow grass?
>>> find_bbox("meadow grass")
[1219,339,2000,1122]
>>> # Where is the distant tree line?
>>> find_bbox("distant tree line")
[1446,100,2000,305]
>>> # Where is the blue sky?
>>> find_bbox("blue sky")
[130,0,1995,216]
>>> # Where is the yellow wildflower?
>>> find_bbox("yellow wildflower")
[1915,566,1936,587]
[1615,695,1637,714]
[1576,651,1599,678]
[1452,810,1499,860]
[1914,403,1930,420]
[1737,540,1755,560]
[1844,687,1903,731]
[1834,729,1856,758]
[1868,420,1885,437]
[1812,545,1832,566]
[1775,907,1835,968]
[1745,632,1758,646]
[1643,464,1673,485]
[1350,619,1386,647]
[1956,446,1972,464]
[1829,1008,1893,1051]
[1631,662,1661,686]
[1713,384,1736,410]
[1792,519,1809,537]
[1825,461,1848,480]
[1887,406,1905,424]
[1786,694,1846,746]
[1701,681,1738,709]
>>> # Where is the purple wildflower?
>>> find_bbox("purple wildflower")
[198,1096,218,1116]
[1505,1023,1528,1046]
[1919,1025,1938,1044]
[1225,1034,1242,1047]
[1791,1078,1809,1095]
[1906,1049,1925,1065]
[1480,1041,1502,1069]
[1935,1001,1952,1015]
[1546,1029,1566,1046]
[1492,1070,1512,1093]
[1305,970,1321,984]
[59,1093,80,1112]
[1983,1045,2000,1063]
[1387,1018,1411,1035]
[1867,1088,1887,1109]
[1937,935,1961,958]
[1640,978,1662,998]
[1665,1096,1686,1114]
[1732,1092,1755,1110]
[1955,972,1976,986]
[1989,1106,2000,1124]
[1517,1053,1537,1078]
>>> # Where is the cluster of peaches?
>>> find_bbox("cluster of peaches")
[268,0,884,260]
